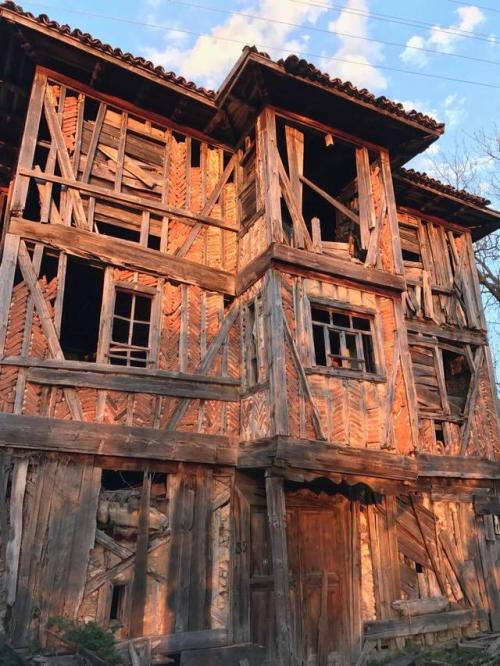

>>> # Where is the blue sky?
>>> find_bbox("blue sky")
[13,0,500,367]
[17,0,500,181]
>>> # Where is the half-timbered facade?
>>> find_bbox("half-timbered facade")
[0,3,499,665]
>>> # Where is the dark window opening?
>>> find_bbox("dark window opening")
[101,469,144,490]
[60,257,104,362]
[434,422,445,447]
[311,304,377,375]
[245,301,258,385]
[280,197,294,243]
[191,139,201,168]
[109,289,152,367]
[442,349,471,415]
[402,249,421,263]
[109,584,126,623]
[97,221,140,244]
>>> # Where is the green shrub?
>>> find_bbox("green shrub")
[48,617,122,664]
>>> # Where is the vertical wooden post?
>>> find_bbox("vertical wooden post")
[256,107,282,244]
[265,270,289,436]
[380,151,404,276]
[10,70,47,216]
[265,473,294,666]
[130,470,151,637]
[0,233,20,356]
[230,482,251,643]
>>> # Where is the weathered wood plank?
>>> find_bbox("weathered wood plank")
[26,367,239,401]
[0,413,236,465]
[0,234,20,355]
[364,609,487,640]
[10,219,234,294]
[179,643,266,666]
[418,454,500,479]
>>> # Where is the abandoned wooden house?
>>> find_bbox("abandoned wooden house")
[0,2,499,664]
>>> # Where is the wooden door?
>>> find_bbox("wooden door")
[287,497,350,666]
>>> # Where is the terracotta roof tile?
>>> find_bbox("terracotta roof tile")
[397,167,491,208]
[244,48,445,134]
[0,1,216,100]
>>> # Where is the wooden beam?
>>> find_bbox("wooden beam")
[10,219,235,295]
[301,174,359,225]
[0,234,20,355]
[380,151,404,275]
[265,271,289,436]
[18,169,237,233]
[130,471,151,637]
[418,454,500,479]
[25,367,239,401]
[0,413,236,466]
[265,474,294,666]
[364,608,487,640]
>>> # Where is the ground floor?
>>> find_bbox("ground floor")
[1,451,499,665]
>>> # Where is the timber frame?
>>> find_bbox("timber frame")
[0,6,499,665]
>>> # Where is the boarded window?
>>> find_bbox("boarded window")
[108,289,152,367]
[442,349,471,415]
[243,293,266,386]
[310,304,377,375]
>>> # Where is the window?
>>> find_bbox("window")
[109,289,152,367]
[310,304,377,374]
[442,348,471,415]
[109,583,127,624]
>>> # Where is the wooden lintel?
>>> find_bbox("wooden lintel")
[0,413,236,466]
[364,608,488,640]
[406,319,487,344]
[9,219,235,295]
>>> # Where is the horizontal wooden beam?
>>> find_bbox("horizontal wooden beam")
[0,356,237,385]
[118,629,228,657]
[238,436,418,481]
[473,495,500,515]
[364,608,488,640]
[236,243,406,295]
[9,219,235,294]
[18,169,237,232]
[0,413,236,466]
[406,319,487,345]
[26,367,239,401]
[418,454,500,480]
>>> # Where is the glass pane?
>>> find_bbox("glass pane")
[332,312,350,328]
[114,290,132,317]
[362,334,376,373]
[112,317,129,343]
[132,322,150,347]
[312,324,326,365]
[353,316,370,331]
[135,294,152,321]
[311,307,330,324]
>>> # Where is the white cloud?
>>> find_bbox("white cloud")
[142,0,327,90]
[443,93,467,128]
[140,0,389,92]
[324,0,388,90]
[400,5,485,68]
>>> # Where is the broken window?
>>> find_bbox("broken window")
[310,304,377,375]
[108,288,153,367]
[60,256,104,362]
[109,583,127,624]
[442,348,471,415]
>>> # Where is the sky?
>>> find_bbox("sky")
[15,0,500,180]
[12,0,500,369]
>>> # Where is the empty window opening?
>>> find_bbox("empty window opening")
[442,349,471,415]
[191,139,201,168]
[109,289,152,367]
[101,469,144,490]
[311,304,377,374]
[96,221,140,244]
[244,295,265,387]
[434,422,445,448]
[109,584,127,623]
[60,257,104,362]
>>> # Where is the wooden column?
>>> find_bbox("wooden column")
[265,473,294,666]
[264,270,289,436]
[380,151,404,276]
[130,470,151,637]
[256,107,282,244]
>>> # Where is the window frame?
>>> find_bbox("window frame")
[307,298,383,380]
[242,292,266,388]
[98,277,161,369]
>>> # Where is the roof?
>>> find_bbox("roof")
[0,1,215,101]
[398,168,491,208]
[269,51,444,135]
